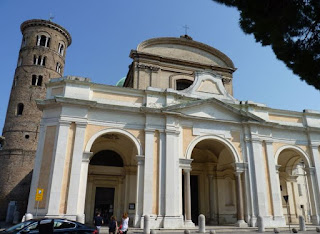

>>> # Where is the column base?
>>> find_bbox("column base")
[163,215,184,228]
[184,219,195,228]
[235,220,248,227]
[311,215,320,225]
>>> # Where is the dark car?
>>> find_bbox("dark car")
[1,218,98,234]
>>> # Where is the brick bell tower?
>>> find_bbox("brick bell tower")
[0,19,71,221]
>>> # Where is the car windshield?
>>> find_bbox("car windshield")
[5,220,35,231]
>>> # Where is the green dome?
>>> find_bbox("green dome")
[116,77,126,87]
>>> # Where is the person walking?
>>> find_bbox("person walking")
[119,212,129,234]
[93,212,104,233]
[109,215,117,234]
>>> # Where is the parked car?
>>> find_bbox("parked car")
[0,218,98,233]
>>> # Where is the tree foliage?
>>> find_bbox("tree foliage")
[213,0,320,89]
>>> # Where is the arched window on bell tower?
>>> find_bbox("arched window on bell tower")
[17,103,24,116]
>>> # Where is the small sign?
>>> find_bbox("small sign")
[35,188,44,201]
[129,203,135,210]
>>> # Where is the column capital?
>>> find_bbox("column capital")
[305,167,316,175]
[234,162,247,174]
[58,120,71,126]
[136,155,145,165]
[144,128,155,133]
[275,164,282,173]
[179,158,193,170]
[264,140,274,145]
[310,144,320,150]
[76,121,88,128]
[82,152,93,162]
[183,168,192,173]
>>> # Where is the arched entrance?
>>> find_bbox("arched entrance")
[84,129,140,226]
[184,136,246,227]
[276,146,317,224]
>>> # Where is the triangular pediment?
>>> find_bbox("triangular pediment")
[163,98,264,122]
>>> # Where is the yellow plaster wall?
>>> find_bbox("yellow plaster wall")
[230,131,242,161]
[84,125,145,152]
[182,127,196,158]
[36,126,57,209]
[262,142,273,216]
[93,91,143,104]
[59,122,76,214]
[269,114,302,123]
[273,142,310,163]
[152,131,159,214]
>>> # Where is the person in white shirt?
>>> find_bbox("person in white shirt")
[119,212,129,234]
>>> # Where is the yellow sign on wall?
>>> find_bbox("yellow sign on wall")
[35,188,44,201]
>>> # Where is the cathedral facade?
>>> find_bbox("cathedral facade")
[2,19,320,229]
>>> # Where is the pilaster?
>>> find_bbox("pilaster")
[66,122,87,220]
[265,141,286,226]
[47,121,71,216]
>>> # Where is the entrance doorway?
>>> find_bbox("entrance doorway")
[94,187,115,225]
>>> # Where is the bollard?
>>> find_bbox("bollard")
[257,216,265,233]
[316,226,320,232]
[209,230,216,234]
[184,230,190,234]
[273,227,280,233]
[144,215,150,234]
[299,215,306,231]
[150,230,156,234]
[292,227,298,233]
[25,213,33,221]
[198,214,205,233]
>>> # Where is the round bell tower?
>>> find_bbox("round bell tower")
[0,19,71,220]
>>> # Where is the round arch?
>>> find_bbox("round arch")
[185,134,241,163]
[85,128,143,155]
[274,145,312,168]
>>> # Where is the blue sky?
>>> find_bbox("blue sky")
[1,0,319,131]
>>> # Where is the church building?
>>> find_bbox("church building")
[2,19,320,229]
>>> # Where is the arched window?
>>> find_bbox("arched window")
[89,150,124,167]
[31,75,43,86]
[56,62,62,73]
[17,103,24,116]
[176,79,193,90]
[58,43,65,56]
[36,35,50,48]
[33,55,46,66]
[32,75,37,85]
[38,76,43,86]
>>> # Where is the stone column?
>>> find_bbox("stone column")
[305,167,320,224]
[208,174,216,224]
[183,168,193,226]
[235,171,248,227]
[134,155,145,227]
[73,151,91,223]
